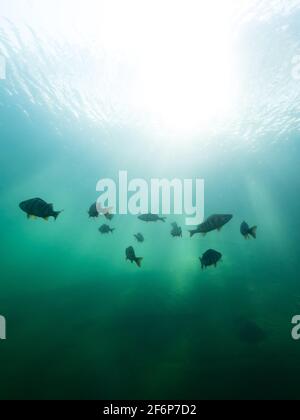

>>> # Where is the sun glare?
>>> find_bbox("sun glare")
[5,0,240,139]
[131,2,238,136]
[55,0,239,138]
[86,0,239,137]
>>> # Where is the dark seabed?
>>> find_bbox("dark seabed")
[1,0,300,400]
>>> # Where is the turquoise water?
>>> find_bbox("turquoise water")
[1,1,300,400]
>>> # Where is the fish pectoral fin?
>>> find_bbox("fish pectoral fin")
[28,214,37,220]
[44,217,49,221]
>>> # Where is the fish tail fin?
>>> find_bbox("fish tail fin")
[249,226,257,239]
[135,257,143,268]
[189,230,196,238]
[110,228,116,234]
[54,210,63,220]
[160,217,167,223]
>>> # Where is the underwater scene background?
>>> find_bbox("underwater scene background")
[1,0,300,400]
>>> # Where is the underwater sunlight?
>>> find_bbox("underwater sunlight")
[1,0,300,403]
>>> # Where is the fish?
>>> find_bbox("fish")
[200,249,222,269]
[240,221,257,239]
[134,233,145,243]
[88,203,99,218]
[99,224,115,234]
[105,213,114,221]
[19,198,62,221]
[171,222,182,238]
[126,246,143,268]
[88,202,114,219]
[189,214,233,237]
[237,319,267,344]
[138,214,166,223]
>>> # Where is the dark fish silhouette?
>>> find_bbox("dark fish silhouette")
[240,221,257,239]
[134,233,145,243]
[126,246,143,268]
[88,203,99,218]
[99,224,115,234]
[190,214,233,237]
[105,213,114,221]
[19,198,62,221]
[237,320,267,344]
[138,214,166,223]
[89,202,113,219]
[200,249,222,269]
[171,222,182,238]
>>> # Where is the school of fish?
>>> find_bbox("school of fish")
[19,198,257,270]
